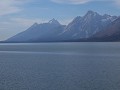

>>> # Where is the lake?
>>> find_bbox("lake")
[0,42,120,90]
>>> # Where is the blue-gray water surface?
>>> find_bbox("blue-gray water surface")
[0,42,120,90]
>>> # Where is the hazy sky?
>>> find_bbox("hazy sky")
[0,0,120,41]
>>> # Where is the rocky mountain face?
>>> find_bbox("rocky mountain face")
[6,11,118,42]
[7,19,66,42]
[91,17,120,41]
[61,11,117,40]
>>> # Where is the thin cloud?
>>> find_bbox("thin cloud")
[11,18,48,26]
[115,0,120,3]
[0,0,29,16]
[51,0,92,4]
[50,0,120,5]
[114,0,120,5]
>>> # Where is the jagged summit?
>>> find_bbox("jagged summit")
[32,23,38,27]
[103,14,111,17]
[87,10,96,13]
[48,18,60,25]
[72,16,82,22]
[27,22,38,30]
[85,10,99,17]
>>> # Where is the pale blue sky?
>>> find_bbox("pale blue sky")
[0,0,120,41]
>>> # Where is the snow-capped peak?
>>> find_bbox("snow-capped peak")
[48,18,60,25]
[102,14,118,22]
[85,10,99,17]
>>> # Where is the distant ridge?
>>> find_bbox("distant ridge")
[6,10,119,42]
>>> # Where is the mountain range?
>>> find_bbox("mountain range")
[6,10,120,42]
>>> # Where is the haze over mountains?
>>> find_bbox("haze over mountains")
[6,10,120,42]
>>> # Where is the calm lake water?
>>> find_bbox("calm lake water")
[0,42,120,90]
